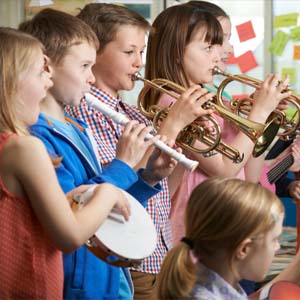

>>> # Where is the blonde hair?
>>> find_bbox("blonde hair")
[158,177,284,299]
[0,27,43,135]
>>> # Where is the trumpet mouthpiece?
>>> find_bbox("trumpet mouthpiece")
[132,72,142,81]
[212,66,224,76]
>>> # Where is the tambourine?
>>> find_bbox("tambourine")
[73,186,157,267]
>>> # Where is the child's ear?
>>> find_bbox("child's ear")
[235,238,253,260]
[44,55,53,77]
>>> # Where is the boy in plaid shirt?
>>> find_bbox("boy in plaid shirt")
[66,3,213,299]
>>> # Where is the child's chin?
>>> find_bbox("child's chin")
[74,98,83,106]
[125,78,135,87]
[30,115,39,126]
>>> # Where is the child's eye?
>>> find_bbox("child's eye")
[205,45,213,52]
[124,50,133,55]
[82,64,89,68]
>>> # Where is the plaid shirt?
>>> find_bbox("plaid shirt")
[65,86,172,274]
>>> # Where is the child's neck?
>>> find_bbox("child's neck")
[201,256,240,289]
[40,94,66,123]
[94,75,119,99]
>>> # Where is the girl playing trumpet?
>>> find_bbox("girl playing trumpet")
[144,3,292,246]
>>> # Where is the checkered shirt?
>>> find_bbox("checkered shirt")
[65,86,173,274]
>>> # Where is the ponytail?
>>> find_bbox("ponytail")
[157,242,198,299]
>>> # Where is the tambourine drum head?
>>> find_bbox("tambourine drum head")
[92,190,157,263]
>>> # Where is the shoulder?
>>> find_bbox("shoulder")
[192,285,219,300]
[4,135,47,158]
[0,135,49,176]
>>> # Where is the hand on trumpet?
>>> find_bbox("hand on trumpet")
[255,75,290,112]
[116,120,155,168]
[196,116,219,135]
[250,73,291,122]
[160,85,215,137]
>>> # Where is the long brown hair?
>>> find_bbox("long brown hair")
[157,177,284,299]
[144,5,223,109]
[0,27,43,135]
[186,1,229,19]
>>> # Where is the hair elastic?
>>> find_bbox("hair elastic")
[181,237,194,249]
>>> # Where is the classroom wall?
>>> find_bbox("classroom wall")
[0,0,25,28]
[122,0,269,104]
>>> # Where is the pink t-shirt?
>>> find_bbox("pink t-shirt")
[159,94,245,244]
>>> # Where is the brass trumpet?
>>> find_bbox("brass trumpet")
[133,73,229,160]
[133,72,280,160]
[213,67,300,141]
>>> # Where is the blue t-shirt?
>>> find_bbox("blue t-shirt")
[45,114,98,171]
[119,269,132,300]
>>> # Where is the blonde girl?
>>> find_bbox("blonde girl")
[0,27,129,299]
[158,177,285,300]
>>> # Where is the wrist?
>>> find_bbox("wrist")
[159,119,182,140]
[248,109,269,124]
[140,169,161,186]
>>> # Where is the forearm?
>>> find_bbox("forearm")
[167,164,186,198]
[189,131,255,177]
[244,155,265,183]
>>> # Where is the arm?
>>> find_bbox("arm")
[32,122,140,191]
[161,74,291,177]
[127,136,180,205]
[5,136,129,253]
[286,179,300,199]
[244,155,265,183]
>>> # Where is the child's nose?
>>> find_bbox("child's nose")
[87,70,95,85]
[213,47,221,64]
[134,53,143,69]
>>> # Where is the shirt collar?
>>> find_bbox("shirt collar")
[90,85,122,108]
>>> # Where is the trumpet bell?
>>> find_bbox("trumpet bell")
[213,66,300,142]
[252,118,281,157]
[208,95,281,157]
